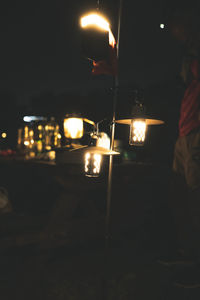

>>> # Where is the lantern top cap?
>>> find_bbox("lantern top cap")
[64,115,95,126]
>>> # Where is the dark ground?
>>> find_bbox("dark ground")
[0,158,199,299]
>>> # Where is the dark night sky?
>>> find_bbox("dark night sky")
[0,0,187,103]
[0,0,199,152]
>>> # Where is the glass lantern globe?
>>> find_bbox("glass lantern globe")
[84,152,102,177]
[129,118,147,146]
[64,117,84,139]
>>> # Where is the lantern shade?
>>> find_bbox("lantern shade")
[116,117,164,146]
[116,118,164,125]
[70,146,119,156]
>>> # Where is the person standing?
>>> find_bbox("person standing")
[158,6,200,288]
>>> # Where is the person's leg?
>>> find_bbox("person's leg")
[157,137,194,264]
[173,131,200,287]
[168,172,192,257]
[185,130,200,258]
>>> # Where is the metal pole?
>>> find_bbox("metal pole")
[105,0,123,247]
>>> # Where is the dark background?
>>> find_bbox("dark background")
[0,0,198,159]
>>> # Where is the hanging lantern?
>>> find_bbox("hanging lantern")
[76,146,119,177]
[129,119,147,146]
[63,116,95,139]
[64,118,84,139]
[116,97,164,146]
[116,117,164,146]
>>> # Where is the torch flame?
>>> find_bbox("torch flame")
[80,13,116,48]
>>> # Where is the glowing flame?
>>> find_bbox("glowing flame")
[93,154,101,174]
[130,119,147,146]
[96,132,110,150]
[85,152,102,177]
[85,152,90,173]
[80,13,116,48]
[64,118,83,139]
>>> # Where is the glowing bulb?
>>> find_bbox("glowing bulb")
[64,118,83,139]
[24,141,29,146]
[1,132,7,138]
[160,23,165,29]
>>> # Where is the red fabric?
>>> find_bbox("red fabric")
[92,45,118,76]
[179,60,200,136]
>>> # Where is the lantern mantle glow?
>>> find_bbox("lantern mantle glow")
[63,116,95,139]
[129,119,147,146]
[64,118,84,139]
[85,152,102,177]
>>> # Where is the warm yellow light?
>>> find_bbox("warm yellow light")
[24,141,29,146]
[18,129,22,145]
[46,146,51,150]
[30,139,34,144]
[80,13,116,48]
[37,141,43,152]
[38,125,43,130]
[93,153,101,174]
[85,152,102,177]
[48,151,56,161]
[81,13,110,31]
[29,151,35,158]
[57,133,62,139]
[96,133,110,150]
[64,118,83,139]
[29,130,34,137]
[24,126,29,138]
[1,132,7,138]
[129,119,147,146]
[85,152,91,173]
[45,125,49,131]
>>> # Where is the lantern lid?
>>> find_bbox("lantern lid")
[64,114,95,126]
[116,95,165,125]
